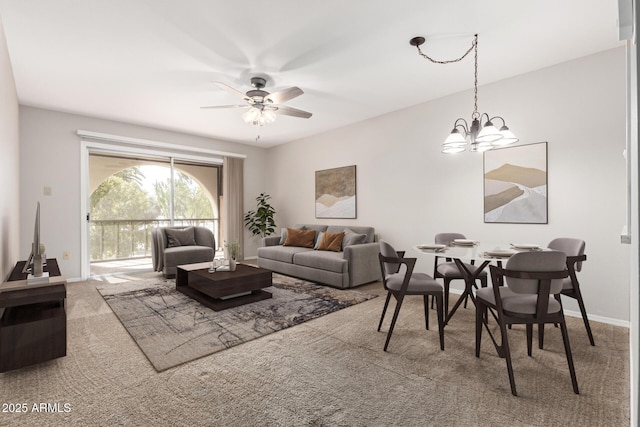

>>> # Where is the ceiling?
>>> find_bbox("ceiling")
[0,0,624,147]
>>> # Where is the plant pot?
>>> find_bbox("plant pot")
[229,258,237,272]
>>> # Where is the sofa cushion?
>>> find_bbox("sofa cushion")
[326,225,375,243]
[293,250,347,274]
[342,228,367,248]
[258,245,313,263]
[164,245,214,266]
[165,227,196,247]
[317,231,345,252]
[283,228,316,248]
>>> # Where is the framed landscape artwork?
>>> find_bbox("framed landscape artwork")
[315,165,357,219]
[483,142,548,224]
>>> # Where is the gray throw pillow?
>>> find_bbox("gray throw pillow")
[342,228,367,249]
[166,227,196,247]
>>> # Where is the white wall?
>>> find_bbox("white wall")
[18,107,270,279]
[265,47,630,323]
[0,18,19,280]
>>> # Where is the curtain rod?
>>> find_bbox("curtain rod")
[77,130,247,159]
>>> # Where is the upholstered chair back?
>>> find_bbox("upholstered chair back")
[505,251,567,295]
[435,233,466,245]
[379,240,401,275]
[548,238,586,272]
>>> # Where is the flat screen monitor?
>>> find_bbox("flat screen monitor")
[22,202,43,275]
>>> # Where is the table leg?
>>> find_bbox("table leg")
[444,259,490,325]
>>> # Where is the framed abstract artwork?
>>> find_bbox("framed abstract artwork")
[315,165,357,218]
[483,142,548,224]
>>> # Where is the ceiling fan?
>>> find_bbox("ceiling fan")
[201,77,312,127]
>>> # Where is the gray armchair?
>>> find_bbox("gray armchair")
[151,226,216,278]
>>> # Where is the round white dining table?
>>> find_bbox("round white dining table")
[413,242,546,324]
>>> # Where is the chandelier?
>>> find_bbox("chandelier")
[409,34,518,153]
[242,105,277,127]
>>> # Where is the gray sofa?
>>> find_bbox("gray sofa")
[257,224,381,289]
[151,226,216,278]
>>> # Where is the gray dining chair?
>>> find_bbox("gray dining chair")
[475,250,579,396]
[378,240,444,351]
[542,238,593,346]
[433,232,487,315]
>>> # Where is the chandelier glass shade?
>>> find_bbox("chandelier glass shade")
[242,106,277,127]
[410,34,518,154]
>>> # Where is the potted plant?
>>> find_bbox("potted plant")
[244,193,276,238]
[224,240,240,271]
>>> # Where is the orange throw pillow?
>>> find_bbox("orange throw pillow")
[283,228,316,248]
[317,231,345,252]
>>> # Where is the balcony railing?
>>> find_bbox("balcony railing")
[89,218,219,262]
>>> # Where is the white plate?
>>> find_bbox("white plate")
[417,244,446,250]
[453,239,475,245]
[511,243,540,250]
[485,250,515,257]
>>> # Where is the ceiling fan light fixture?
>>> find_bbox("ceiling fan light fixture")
[261,109,277,124]
[205,77,311,134]
[243,106,277,127]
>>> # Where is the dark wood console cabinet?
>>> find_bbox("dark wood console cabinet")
[0,259,67,372]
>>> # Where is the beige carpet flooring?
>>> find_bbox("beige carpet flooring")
[0,272,629,426]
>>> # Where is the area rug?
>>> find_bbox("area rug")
[96,273,377,372]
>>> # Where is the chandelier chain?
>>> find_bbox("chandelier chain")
[472,35,479,120]
[415,35,479,119]
[415,35,476,64]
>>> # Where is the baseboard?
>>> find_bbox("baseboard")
[447,288,630,329]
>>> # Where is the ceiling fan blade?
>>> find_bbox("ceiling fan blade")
[200,105,249,109]
[276,105,312,119]
[264,86,303,104]
[213,81,251,102]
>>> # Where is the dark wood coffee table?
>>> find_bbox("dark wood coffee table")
[176,262,273,311]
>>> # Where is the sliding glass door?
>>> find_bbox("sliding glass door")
[87,151,221,276]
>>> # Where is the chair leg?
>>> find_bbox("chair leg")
[538,295,560,349]
[475,300,484,357]
[433,279,451,314]
[377,292,392,332]
[559,318,580,394]
[435,294,445,350]
[444,279,451,315]
[500,321,518,396]
[383,293,405,352]
[423,295,430,330]
[573,290,596,346]
[526,324,533,356]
